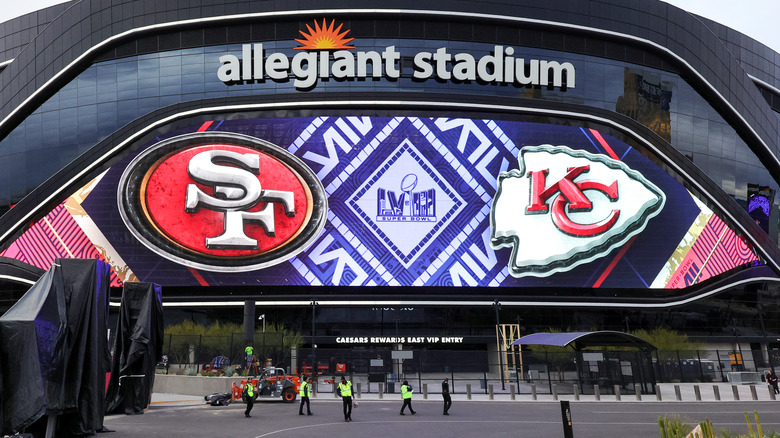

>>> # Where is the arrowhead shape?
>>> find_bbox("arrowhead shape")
[491,145,666,278]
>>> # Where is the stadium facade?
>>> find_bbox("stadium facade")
[1,0,780,367]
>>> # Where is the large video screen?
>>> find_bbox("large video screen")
[1,116,759,289]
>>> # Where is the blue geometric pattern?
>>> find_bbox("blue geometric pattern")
[291,116,515,286]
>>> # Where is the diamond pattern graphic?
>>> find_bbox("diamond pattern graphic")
[290,116,512,286]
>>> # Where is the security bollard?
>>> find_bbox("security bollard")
[573,384,579,401]
[552,383,558,401]
[560,400,574,438]
[423,383,428,400]
[467,384,472,400]
[531,384,537,400]
[379,383,384,399]
[694,385,701,401]
[510,384,516,400]
[713,385,720,401]
[334,384,339,398]
[614,385,621,401]
[594,385,600,401]
[732,385,740,401]
[674,385,681,401]
[634,384,641,401]
[750,385,758,401]
[489,384,494,400]
[656,384,662,401]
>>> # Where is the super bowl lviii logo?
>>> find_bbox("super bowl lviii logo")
[118,132,327,272]
[377,174,437,223]
[491,145,666,278]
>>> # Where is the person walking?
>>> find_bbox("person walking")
[442,377,452,415]
[338,376,354,422]
[243,378,258,418]
[299,377,313,415]
[768,370,779,394]
[400,380,416,415]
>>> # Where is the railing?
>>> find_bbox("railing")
[157,338,780,396]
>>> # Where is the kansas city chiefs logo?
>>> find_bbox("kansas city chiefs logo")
[491,145,665,278]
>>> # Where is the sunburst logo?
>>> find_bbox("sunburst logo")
[295,19,355,50]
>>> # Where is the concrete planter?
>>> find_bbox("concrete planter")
[153,374,246,397]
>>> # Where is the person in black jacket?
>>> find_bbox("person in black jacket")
[768,370,779,394]
[442,378,452,415]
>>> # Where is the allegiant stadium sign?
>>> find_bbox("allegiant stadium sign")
[217,19,576,90]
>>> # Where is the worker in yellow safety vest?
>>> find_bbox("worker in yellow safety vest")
[245,346,253,367]
[400,380,416,415]
[337,376,354,422]
[243,378,258,418]
[298,377,313,415]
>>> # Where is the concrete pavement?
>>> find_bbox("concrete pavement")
[101,391,780,438]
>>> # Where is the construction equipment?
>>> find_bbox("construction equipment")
[231,367,300,403]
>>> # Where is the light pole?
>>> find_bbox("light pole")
[757,305,774,373]
[494,300,505,390]
[311,300,317,381]
[258,314,266,366]
[733,324,744,371]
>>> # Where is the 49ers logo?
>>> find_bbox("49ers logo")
[118,132,327,272]
[491,145,665,278]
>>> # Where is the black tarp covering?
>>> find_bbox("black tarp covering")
[105,282,163,415]
[0,363,3,433]
[0,268,67,433]
[0,259,111,436]
[56,259,111,436]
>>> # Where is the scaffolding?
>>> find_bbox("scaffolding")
[496,323,522,380]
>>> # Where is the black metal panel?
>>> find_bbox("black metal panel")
[0,2,71,63]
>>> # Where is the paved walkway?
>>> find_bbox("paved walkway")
[111,394,780,438]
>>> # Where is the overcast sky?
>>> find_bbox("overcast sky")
[1,1,779,53]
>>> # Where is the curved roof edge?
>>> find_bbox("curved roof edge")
[0,256,44,285]
[511,331,657,351]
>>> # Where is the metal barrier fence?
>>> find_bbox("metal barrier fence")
[158,336,779,395]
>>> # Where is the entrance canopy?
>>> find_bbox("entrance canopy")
[511,331,656,352]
